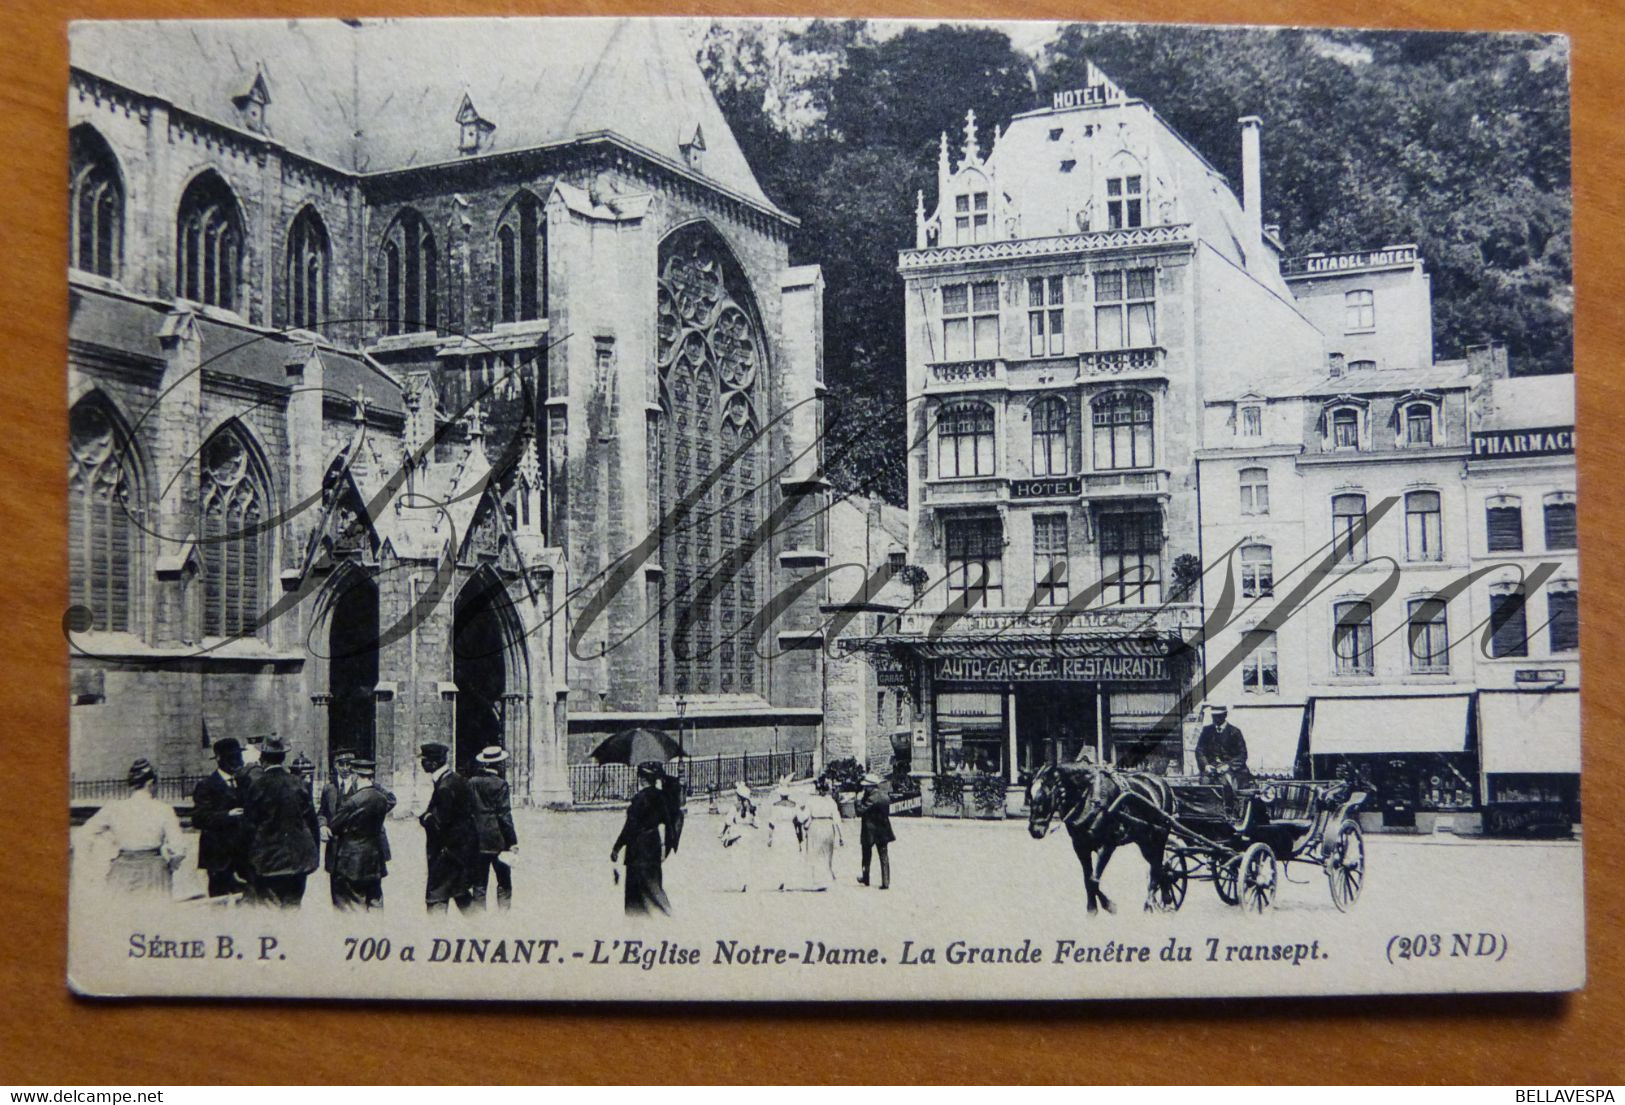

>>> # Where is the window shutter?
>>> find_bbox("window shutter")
[1544,503,1577,550]
[1489,591,1529,658]
[1487,506,1524,552]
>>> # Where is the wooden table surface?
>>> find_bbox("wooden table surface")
[2,0,1620,1085]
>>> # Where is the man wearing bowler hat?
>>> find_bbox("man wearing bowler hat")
[329,758,395,910]
[318,750,356,905]
[192,737,251,898]
[469,746,519,911]
[244,736,321,908]
[418,741,478,914]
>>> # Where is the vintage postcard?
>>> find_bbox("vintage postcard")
[64,16,1582,1001]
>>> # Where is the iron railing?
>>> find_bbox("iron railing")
[567,751,815,807]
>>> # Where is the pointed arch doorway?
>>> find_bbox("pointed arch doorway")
[453,569,524,773]
[327,570,379,764]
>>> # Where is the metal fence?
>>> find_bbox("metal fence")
[567,751,815,807]
[70,773,211,806]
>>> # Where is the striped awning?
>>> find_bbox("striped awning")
[847,633,1187,661]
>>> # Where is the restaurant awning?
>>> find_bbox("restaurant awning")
[844,633,1184,661]
[1228,706,1305,776]
[1310,695,1471,756]
[1479,691,1581,775]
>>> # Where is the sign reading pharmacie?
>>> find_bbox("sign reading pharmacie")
[1470,425,1575,460]
[937,654,1168,683]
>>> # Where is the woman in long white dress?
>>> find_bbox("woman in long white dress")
[717,782,759,892]
[81,758,187,900]
[797,778,844,891]
[762,785,803,892]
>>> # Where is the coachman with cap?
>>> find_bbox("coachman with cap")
[418,741,479,914]
[1195,703,1253,803]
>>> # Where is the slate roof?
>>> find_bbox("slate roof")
[70,18,779,215]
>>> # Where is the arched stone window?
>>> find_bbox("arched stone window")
[937,400,996,477]
[496,190,546,324]
[656,224,765,697]
[70,126,123,279]
[68,396,140,633]
[286,207,330,332]
[1091,389,1154,470]
[200,424,271,639]
[176,172,244,310]
[380,207,437,335]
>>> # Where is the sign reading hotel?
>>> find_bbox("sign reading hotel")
[1010,475,1081,500]
[1471,425,1575,460]
[1294,245,1418,274]
[937,655,1169,683]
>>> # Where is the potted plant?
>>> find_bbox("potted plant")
[931,772,965,818]
[898,563,929,597]
[970,772,1007,819]
[1170,553,1202,601]
[821,757,864,818]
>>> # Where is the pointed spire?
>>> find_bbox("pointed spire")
[962,110,979,166]
[938,130,951,172]
[915,189,928,249]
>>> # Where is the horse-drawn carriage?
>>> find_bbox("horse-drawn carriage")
[1026,764,1368,915]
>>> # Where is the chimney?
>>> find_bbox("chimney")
[1239,116,1263,263]
[1328,352,1346,378]
[1466,342,1510,380]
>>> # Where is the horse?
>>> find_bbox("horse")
[1025,762,1183,915]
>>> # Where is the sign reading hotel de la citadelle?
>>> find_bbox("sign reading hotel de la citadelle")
[63,16,1584,1003]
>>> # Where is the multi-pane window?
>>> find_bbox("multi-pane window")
[1544,495,1577,550]
[945,516,1004,610]
[1031,397,1068,476]
[176,172,242,310]
[1548,587,1579,653]
[1240,544,1273,598]
[497,191,546,324]
[1404,402,1435,446]
[1407,597,1450,673]
[1098,509,1162,605]
[381,207,438,335]
[1027,276,1065,356]
[1032,514,1069,607]
[70,127,122,279]
[1091,390,1154,471]
[1345,289,1375,330]
[1106,174,1143,229]
[942,281,999,360]
[1331,407,1361,449]
[1333,601,1375,676]
[937,401,996,478]
[1239,467,1269,515]
[1488,588,1529,658]
[1405,490,1443,561]
[286,207,329,332]
[954,191,990,244]
[68,398,138,633]
[1240,405,1263,436]
[1332,494,1369,563]
[1486,498,1524,552]
[1242,630,1278,694]
[1093,268,1155,349]
[200,426,269,639]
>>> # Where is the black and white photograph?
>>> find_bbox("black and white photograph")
[62,14,1582,1001]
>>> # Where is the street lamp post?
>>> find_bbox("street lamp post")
[674,694,687,757]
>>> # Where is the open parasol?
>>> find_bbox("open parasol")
[589,727,687,765]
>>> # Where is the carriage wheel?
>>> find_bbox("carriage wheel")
[1325,818,1366,912]
[1238,842,1278,914]
[1150,850,1189,913]
[1215,854,1241,906]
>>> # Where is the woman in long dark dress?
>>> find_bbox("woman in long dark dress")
[610,762,673,916]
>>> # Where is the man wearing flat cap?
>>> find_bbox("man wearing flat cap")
[469,746,518,911]
[329,758,395,910]
[318,750,356,906]
[192,737,251,898]
[418,741,478,914]
[243,736,321,908]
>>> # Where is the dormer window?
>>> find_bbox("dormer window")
[1331,407,1360,450]
[455,93,495,155]
[1403,402,1435,446]
[954,191,990,244]
[1240,405,1262,436]
[232,69,271,135]
[1107,174,1142,229]
[680,123,706,170]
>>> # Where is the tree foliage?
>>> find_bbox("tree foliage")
[698,22,1572,504]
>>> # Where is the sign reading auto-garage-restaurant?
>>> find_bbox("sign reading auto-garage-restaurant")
[937,655,1168,683]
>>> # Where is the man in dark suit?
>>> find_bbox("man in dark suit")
[1195,703,1253,809]
[418,741,478,914]
[468,746,518,911]
[329,758,396,910]
[318,750,355,906]
[244,736,321,909]
[192,737,249,898]
[855,771,895,890]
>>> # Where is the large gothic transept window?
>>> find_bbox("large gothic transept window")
[176,171,243,311]
[200,425,270,639]
[657,225,765,697]
[286,206,330,332]
[68,397,139,633]
[69,126,122,280]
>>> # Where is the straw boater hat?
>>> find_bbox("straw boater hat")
[862,772,882,785]
[127,757,156,788]
[476,746,509,765]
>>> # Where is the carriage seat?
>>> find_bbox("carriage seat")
[1167,782,1231,821]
